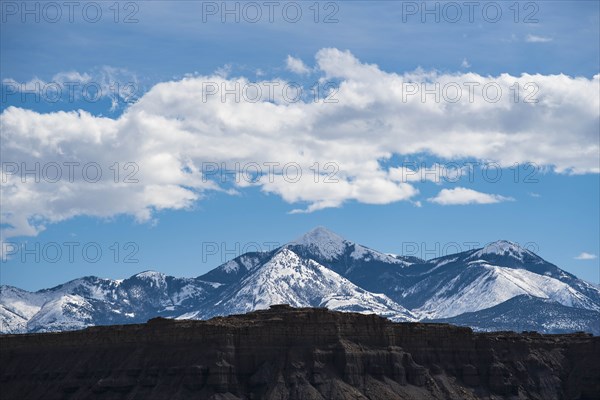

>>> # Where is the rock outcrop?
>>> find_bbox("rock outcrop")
[1,305,599,399]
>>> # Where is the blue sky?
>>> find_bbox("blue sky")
[1,1,599,290]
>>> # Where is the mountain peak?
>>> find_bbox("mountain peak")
[288,227,413,268]
[131,271,167,287]
[2,231,599,335]
[470,240,536,261]
[485,239,521,251]
[290,227,347,260]
[133,270,165,278]
[296,226,344,243]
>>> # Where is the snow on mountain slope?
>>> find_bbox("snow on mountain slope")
[0,307,28,334]
[132,271,167,287]
[432,295,600,335]
[211,248,415,321]
[120,271,172,309]
[290,226,347,261]
[25,294,96,333]
[461,240,575,281]
[414,262,600,319]
[0,273,223,333]
[0,278,128,333]
[2,228,599,335]
[199,251,274,284]
[0,280,114,333]
[289,226,411,266]
[0,286,49,333]
[468,240,539,262]
[286,227,421,300]
[169,280,220,306]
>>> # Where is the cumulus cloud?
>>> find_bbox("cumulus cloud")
[428,187,514,205]
[574,252,598,260]
[285,55,311,74]
[1,48,599,240]
[526,34,553,43]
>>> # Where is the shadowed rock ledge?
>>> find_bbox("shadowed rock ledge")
[1,305,598,400]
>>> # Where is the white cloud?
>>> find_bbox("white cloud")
[461,58,471,68]
[526,34,553,43]
[285,55,311,74]
[428,187,514,205]
[388,164,474,184]
[1,48,598,240]
[575,252,598,260]
[2,66,140,111]
[215,64,232,78]
[51,71,92,83]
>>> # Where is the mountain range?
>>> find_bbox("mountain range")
[2,227,599,334]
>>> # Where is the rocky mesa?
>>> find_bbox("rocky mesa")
[1,305,599,400]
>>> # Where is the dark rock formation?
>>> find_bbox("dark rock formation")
[1,305,598,399]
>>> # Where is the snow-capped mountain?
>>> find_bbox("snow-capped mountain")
[411,262,599,319]
[1,227,599,334]
[385,241,600,320]
[207,248,415,321]
[0,273,220,333]
[431,295,600,335]
[286,226,424,298]
[287,226,417,269]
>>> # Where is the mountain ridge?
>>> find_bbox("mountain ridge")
[2,227,599,334]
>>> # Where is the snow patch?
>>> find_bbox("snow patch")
[470,240,535,261]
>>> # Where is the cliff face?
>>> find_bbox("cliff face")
[1,305,598,400]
